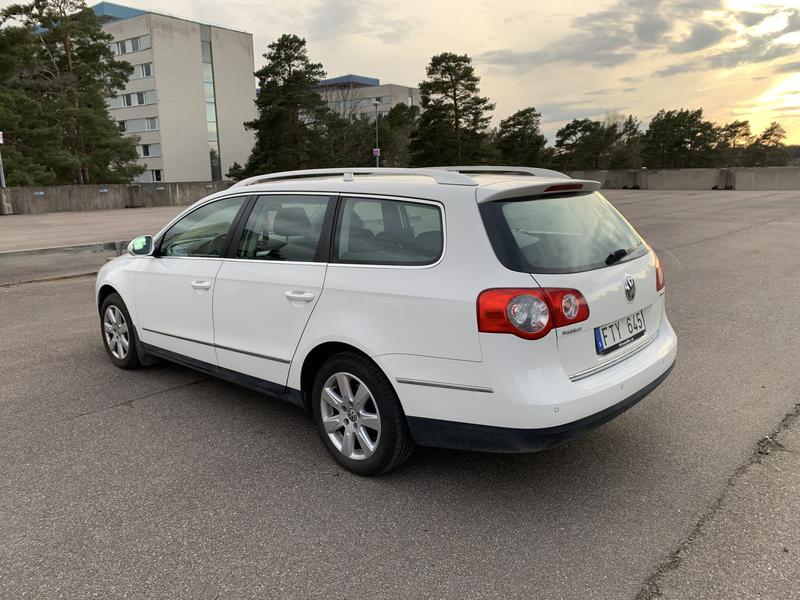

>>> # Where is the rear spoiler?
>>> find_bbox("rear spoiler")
[476,179,602,203]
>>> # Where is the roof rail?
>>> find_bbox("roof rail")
[434,165,570,179]
[228,168,477,189]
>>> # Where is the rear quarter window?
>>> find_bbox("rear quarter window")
[480,191,647,274]
[335,197,444,266]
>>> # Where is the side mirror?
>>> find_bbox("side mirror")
[127,235,154,256]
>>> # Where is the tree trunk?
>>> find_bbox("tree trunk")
[63,27,86,184]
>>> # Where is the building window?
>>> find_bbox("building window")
[130,63,153,79]
[111,35,151,56]
[138,143,161,158]
[120,117,159,133]
[114,90,156,108]
[200,24,221,182]
[152,169,162,182]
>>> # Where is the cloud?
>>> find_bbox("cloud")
[671,22,730,53]
[536,99,631,124]
[476,0,728,72]
[655,9,800,76]
[581,87,637,96]
[738,11,769,27]
[305,0,421,44]
[774,60,800,73]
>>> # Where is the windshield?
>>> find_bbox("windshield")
[479,191,647,274]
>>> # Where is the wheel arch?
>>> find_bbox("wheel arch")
[298,341,387,413]
[97,284,119,315]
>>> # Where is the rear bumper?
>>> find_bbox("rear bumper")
[406,361,674,452]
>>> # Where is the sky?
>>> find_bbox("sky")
[4,0,799,143]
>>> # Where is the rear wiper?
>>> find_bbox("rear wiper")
[605,248,628,265]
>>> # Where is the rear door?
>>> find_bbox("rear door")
[211,193,336,385]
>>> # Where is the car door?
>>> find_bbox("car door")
[212,193,336,385]
[134,194,251,365]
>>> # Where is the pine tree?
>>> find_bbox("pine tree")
[1,0,142,184]
[496,107,547,166]
[410,52,495,166]
[241,34,330,175]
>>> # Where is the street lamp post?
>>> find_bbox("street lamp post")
[372,99,380,168]
[0,131,5,188]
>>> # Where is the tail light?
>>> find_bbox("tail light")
[655,254,665,292]
[477,288,589,340]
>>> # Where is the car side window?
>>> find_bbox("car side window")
[336,197,443,266]
[236,195,331,262]
[159,196,247,258]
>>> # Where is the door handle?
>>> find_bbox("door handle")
[191,280,212,290]
[285,290,315,302]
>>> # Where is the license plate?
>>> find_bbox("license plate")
[594,310,646,355]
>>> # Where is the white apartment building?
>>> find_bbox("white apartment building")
[94,2,257,182]
[316,74,421,120]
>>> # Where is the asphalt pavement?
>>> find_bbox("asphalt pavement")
[1,190,800,599]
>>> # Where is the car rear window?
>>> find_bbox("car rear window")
[479,191,647,274]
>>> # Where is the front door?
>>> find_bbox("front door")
[212,194,335,385]
[134,195,250,365]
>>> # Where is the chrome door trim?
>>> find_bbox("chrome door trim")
[395,378,494,394]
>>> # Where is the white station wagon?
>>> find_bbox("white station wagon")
[96,167,677,475]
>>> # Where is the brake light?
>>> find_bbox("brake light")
[477,288,589,340]
[655,254,665,292]
[545,288,590,327]
[543,183,583,193]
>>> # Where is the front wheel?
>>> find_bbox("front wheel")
[100,293,142,370]
[312,353,414,476]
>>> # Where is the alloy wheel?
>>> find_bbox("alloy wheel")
[103,305,130,360]
[320,372,382,461]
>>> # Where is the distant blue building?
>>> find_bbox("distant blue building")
[316,74,420,120]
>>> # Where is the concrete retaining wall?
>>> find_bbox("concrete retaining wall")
[642,168,724,191]
[1,168,798,215]
[4,181,231,215]
[733,167,800,191]
[565,167,799,191]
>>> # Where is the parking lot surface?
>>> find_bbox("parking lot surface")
[1,190,800,599]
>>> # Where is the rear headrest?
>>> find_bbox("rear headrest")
[273,207,311,237]
[350,211,364,229]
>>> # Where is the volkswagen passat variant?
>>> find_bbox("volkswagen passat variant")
[96,167,676,475]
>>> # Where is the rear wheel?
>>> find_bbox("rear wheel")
[312,353,414,475]
[100,293,142,370]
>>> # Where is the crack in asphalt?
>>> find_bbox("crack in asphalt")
[635,402,800,599]
[0,271,98,288]
[50,377,210,426]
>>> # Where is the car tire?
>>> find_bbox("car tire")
[312,352,415,476]
[100,293,142,370]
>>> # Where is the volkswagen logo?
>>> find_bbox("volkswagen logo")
[624,275,636,302]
